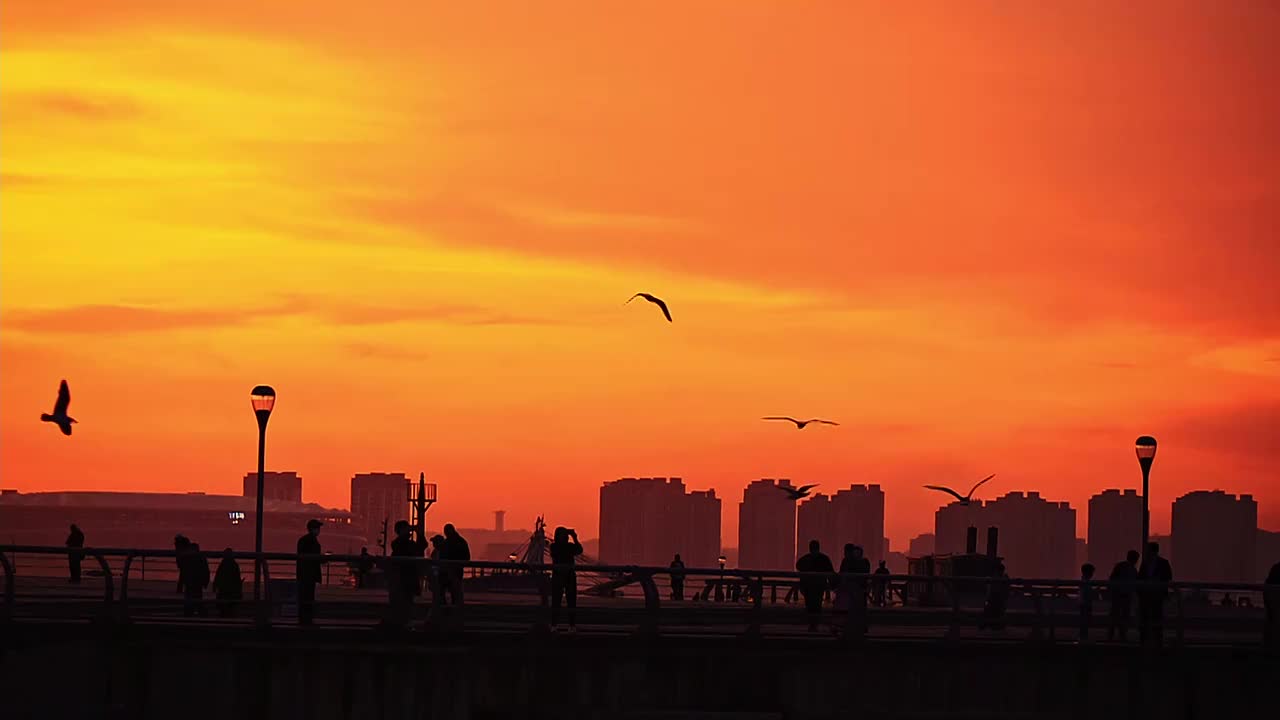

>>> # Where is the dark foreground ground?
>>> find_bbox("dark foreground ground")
[3,620,1278,720]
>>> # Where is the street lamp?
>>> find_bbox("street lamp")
[1136,435,1157,554]
[250,385,275,608]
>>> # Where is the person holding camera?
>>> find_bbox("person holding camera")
[549,526,584,632]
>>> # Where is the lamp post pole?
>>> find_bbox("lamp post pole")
[250,386,276,607]
[1136,436,1157,555]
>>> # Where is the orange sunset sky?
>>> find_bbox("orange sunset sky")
[2,2,1278,549]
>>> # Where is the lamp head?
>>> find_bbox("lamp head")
[1135,435,1157,471]
[251,385,275,427]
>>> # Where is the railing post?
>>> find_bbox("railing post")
[745,574,764,638]
[1029,588,1045,643]
[88,550,114,624]
[636,569,660,637]
[1047,587,1057,643]
[119,552,137,623]
[256,556,273,629]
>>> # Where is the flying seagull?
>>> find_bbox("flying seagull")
[626,293,672,322]
[923,474,996,506]
[761,416,839,430]
[777,484,819,501]
[40,379,77,436]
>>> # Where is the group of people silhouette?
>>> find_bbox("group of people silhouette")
[793,540,890,635]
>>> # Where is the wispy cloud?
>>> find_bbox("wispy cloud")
[345,342,430,363]
[499,201,695,233]
[317,303,554,327]
[2,301,558,335]
[21,91,142,121]
[2,305,251,334]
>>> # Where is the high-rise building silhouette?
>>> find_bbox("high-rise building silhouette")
[1087,489,1142,567]
[687,489,722,568]
[350,472,409,551]
[1171,490,1257,583]
[242,471,302,503]
[796,484,885,565]
[737,478,797,570]
[599,477,721,567]
[934,491,1075,577]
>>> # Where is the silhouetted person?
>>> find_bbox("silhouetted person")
[796,540,834,632]
[296,519,323,625]
[1221,593,1235,608]
[389,520,428,628]
[549,526,583,632]
[669,554,686,601]
[356,546,373,589]
[981,562,1009,631]
[873,560,890,607]
[835,544,871,638]
[177,540,209,617]
[1108,550,1140,641]
[1138,541,1173,648]
[212,548,242,618]
[428,534,446,607]
[65,524,84,584]
[1265,561,1280,649]
[174,535,190,594]
[441,524,470,605]
[1079,563,1096,641]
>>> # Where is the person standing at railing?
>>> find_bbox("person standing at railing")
[1078,563,1096,641]
[548,526,583,632]
[296,519,323,626]
[177,540,210,617]
[1107,550,1139,642]
[427,534,446,607]
[441,524,470,606]
[388,520,428,629]
[356,547,373,590]
[873,561,890,607]
[834,544,871,638]
[796,539,834,632]
[669,554,686,601]
[65,524,84,584]
[1137,541,1173,649]
[213,548,243,618]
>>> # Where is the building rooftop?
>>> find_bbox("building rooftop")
[0,490,349,517]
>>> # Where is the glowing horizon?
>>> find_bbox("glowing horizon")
[3,2,1278,549]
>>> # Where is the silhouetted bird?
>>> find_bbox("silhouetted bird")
[923,474,996,505]
[40,380,77,436]
[761,416,839,429]
[627,293,672,322]
[777,484,819,501]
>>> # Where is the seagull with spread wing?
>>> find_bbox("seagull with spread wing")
[777,484,819,501]
[761,416,839,430]
[923,474,996,506]
[626,293,672,322]
[40,379,77,436]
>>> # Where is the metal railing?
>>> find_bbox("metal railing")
[4,545,1278,647]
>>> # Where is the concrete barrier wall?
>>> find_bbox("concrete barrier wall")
[2,624,1277,719]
